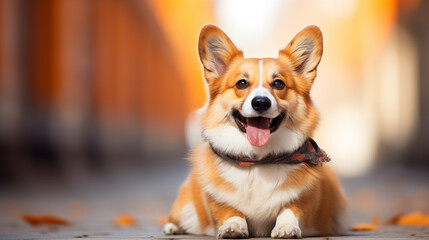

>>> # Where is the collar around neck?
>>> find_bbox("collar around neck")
[209,138,330,167]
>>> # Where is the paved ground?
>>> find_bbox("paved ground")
[1,226,429,239]
[0,161,428,239]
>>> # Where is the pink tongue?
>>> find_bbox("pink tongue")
[246,117,271,147]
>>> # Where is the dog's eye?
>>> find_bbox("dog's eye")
[236,79,249,89]
[271,79,285,90]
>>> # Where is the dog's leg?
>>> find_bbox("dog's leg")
[271,208,302,239]
[209,200,248,239]
[164,178,191,235]
[165,174,217,236]
[164,194,186,235]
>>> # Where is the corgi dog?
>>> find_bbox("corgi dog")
[164,25,348,238]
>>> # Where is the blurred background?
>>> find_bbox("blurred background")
[0,0,429,236]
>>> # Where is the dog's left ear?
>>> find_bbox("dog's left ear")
[279,26,323,87]
[198,24,242,83]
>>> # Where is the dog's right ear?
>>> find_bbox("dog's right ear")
[198,24,242,83]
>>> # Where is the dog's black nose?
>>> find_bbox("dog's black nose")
[251,96,271,113]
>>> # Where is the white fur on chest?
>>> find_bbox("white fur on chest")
[203,159,304,236]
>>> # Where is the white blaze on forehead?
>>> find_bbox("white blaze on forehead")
[241,59,279,118]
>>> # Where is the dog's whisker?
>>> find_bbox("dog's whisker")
[216,113,231,126]
[286,112,297,127]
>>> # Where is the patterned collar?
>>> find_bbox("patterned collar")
[209,138,330,167]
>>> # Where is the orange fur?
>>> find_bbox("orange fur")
[284,166,348,235]
[208,197,246,228]
[165,25,348,238]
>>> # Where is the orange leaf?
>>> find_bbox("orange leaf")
[350,223,380,231]
[383,213,403,226]
[114,214,137,227]
[351,214,380,231]
[22,215,69,226]
[396,211,429,226]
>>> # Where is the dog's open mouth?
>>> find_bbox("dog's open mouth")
[233,110,285,147]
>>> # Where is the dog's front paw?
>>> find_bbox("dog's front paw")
[271,209,302,239]
[164,222,182,235]
[217,216,248,239]
[271,223,302,239]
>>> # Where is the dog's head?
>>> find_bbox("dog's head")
[199,25,322,157]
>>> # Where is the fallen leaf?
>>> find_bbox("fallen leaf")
[350,223,380,231]
[351,215,380,231]
[157,216,168,226]
[114,214,137,227]
[22,215,69,226]
[383,213,403,226]
[396,211,429,226]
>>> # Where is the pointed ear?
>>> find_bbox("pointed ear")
[280,25,323,82]
[198,24,242,82]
